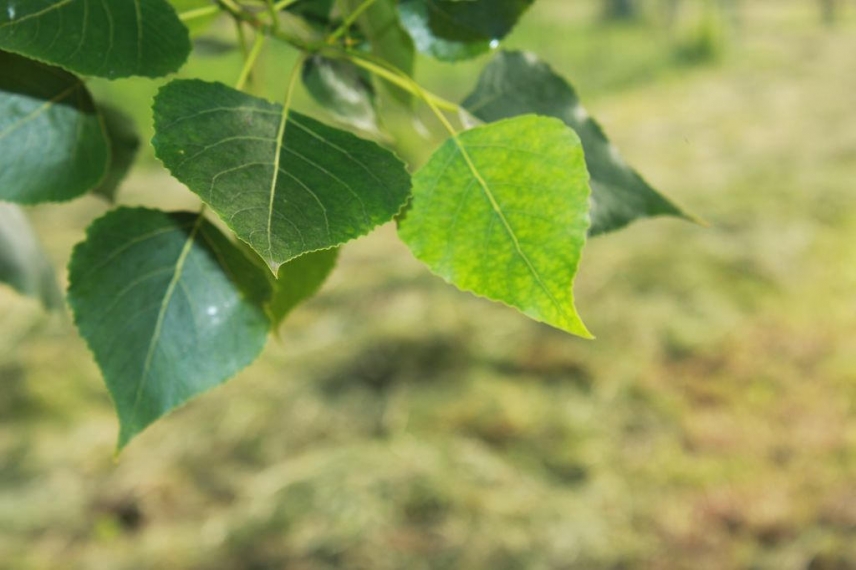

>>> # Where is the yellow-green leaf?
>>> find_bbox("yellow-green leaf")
[398,115,593,337]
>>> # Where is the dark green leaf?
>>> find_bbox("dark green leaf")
[343,0,415,104]
[398,0,533,61]
[68,208,272,450]
[268,248,339,327]
[0,0,191,79]
[92,104,140,202]
[152,79,411,273]
[302,55,378,132]
[285,0,336,29]
[0,203,63,310]
[398,115,592,338]
[463,50,691,236]
[0,51,108,204]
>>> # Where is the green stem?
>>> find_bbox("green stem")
[264,0,280,31]
[327,0,379,44]
[236,32,267,91]
[178,4,220,22]
[218,0,316,50]
[272,0,300,10]
[337,49,460,113]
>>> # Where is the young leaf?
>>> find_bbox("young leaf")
[302,55,378,132]
[67,208,271,449]
[152,79,411,273]
[0,51,108,204]
[267,248,339,328]
[0,0,191,79]
[398,0,534,61]
[92,104,141,203]
[0,203,63,311]
[342,0,415,104]
[398,115,593,338]
[463,50,691,236]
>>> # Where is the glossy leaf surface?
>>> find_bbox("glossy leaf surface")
[398,0,533,61]
[302,55,378,132]
[92,104,140,202]
[0,0,191,79]
[398,116,592,337]
[0,203,63,310]
[0,51,108,204]
[68,208,271,449]
[463,50,690,236]
[152,79,411,273]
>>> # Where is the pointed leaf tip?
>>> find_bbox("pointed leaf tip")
[68,208,271,449]
[398,115,593,338]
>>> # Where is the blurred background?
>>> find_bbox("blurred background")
[2,0,856,568]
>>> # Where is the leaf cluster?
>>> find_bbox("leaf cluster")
[0,0,692,449]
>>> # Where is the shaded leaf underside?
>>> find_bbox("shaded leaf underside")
[0,50,108,204]
[463,50,690,236]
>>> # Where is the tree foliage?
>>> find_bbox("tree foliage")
[0,0,692,449]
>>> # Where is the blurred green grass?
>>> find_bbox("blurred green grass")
[2,1,856,569]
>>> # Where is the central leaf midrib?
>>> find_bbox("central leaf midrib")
[0,0,73,29]
[129,213,204,426]
[0,81,82,140]
[265,99,290,270]
[452,140,565,316]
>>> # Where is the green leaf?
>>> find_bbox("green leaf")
[463,50,691,236]
[67,207,271,449]
[0,51,108,204]
[398,0,534,61]
[343,0,415,104]
[92,104,140,202]
[285,0,336,29]
[152,79,411,273]
[0,0,191,79]
[0,203,63,311]
[397,115,593,338]
[267,248,339,328]
[302,54,378,132]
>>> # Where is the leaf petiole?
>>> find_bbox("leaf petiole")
[338,49,459,113]
[235,31,267,91]
[327,0,380,45]
[178,4,220,22]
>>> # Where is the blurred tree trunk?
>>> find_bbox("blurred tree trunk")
[820,0,838,25]
[602,0,639,21]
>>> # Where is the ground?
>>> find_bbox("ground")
[1,1,855,569]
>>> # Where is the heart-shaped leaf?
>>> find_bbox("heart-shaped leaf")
[0,51,108,204]
[463,50,692,236]
[0,0,191,79]
[68,208,272,449]
[398,115,593,337]
[152,79,411,273]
